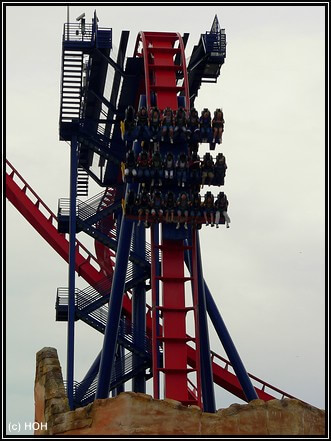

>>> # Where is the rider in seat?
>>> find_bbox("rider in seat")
[122,105,136,148]
[199,108,212,143]
[212,108,225,145]
[124,149,137,182]
[213,152,227,185]
[164,191,176,223]
[174,107,187,141]
[215,191,230,228]
[163,151,175,181]
[201,152,214,186]
[203,191,215,226]
[150,151,163,187]
[161,107,174,144]
[176,152,188,187]
[176,191,190,230]
[189,192,202,225]
[136,106,151,147]
[151,190,164,222]
[137,189,151,227]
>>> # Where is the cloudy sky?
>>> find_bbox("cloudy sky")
[5,4,326,435]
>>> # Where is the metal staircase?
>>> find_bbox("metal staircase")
[72,351,151,407]
[58,190,121,226]
[77,167,89,197]
[59,50,84,130]
[56,287,151,355]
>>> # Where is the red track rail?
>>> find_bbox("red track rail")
[6,160,104,286]
[134,31,189,110]
[6,160,299,403]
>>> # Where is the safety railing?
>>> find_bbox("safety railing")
[57,286,152,355]
[58,193,121,222]
[63,23,94,44]
[56,259,135,311]
[71,350,148,406]
[6,160,101,274]
[56,287,79,308]
[203,32,226,56]
[210,350,298,401]
[187,377,198,401]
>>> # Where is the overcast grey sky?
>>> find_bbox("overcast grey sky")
[5,4,326,435]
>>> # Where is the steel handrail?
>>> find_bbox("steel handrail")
[6,160,101,272]
[210,350,297,400]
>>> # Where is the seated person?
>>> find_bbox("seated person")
[189,152,201,185]
[137,151,150,181]
[150,190,164,221]
[164,191,176,223]
[136,106,151,146]
[149,107,161,143]
[163,151,175,180]
[176,152,188,187]
[150,151,163,187]
[202,191,215,226]
[122,105,136,147]
[186,108,200,142]
[213,152,227,185]
[137,190,151,227]
[189,192,202,224]
[201,152,214,185]
[176,191,189,230]
[199,108,212,142]
[215,192,230,228]
[125,189,137,215]
[174,107,187,141]
[124,149,137,181]
[161,107,174,143]
[212,108,224,144]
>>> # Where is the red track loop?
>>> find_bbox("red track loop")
[134,31,190,111]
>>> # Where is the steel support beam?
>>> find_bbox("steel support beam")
[132,224,147,393]
[184,239,258,403]
[115,321,125,396]
[151,224,161,399]
[204,284,258,401]
[75,351,101,402]
[195,231,216,412]
[96,217,134,399]
[67,134,78,409]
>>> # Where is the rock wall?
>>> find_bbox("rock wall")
[34,347,70,435]
[34,347,326,436]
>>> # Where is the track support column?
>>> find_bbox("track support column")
[204,283,258,401]
[195,231,216,412]
[67,133,78,409]
[151,224,160,399]
[132,223,147,393]
[96,218,134,399]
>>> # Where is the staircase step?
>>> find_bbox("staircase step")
[63,64,83,68]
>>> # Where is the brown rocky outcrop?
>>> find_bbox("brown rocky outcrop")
[34,347,70,435]
[34,347,326,436]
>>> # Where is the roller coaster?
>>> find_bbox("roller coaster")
[6,12,298,412]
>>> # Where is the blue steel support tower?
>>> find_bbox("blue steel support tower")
[55,12,263,411]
